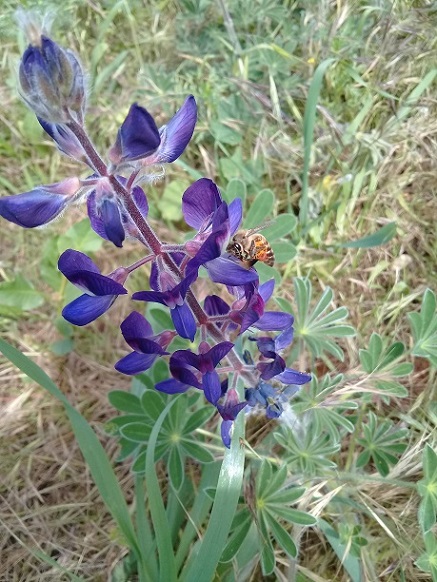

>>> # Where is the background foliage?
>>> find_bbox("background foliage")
[1,0,436,580]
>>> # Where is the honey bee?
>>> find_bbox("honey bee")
[227,225,275,269]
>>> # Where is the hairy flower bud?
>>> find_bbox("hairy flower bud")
[19,35,86,123]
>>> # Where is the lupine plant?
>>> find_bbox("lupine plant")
[1,9,436,582]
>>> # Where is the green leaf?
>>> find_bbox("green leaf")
[271,241,297,263]
[181,439,214,464]
[210,120,242,145]
[108,391,143,414]
[120,422,152,443]
[265,513,297,558]
[59,218,103,254]
[262,213,297,240]
[183,407,215,434]
[168,446,185,491]
[341,222,397,248]
[244,189,275,228]
[224,178,247,205]
[300,58,336,227]
[181,404,245,582]
[159,180,190,221]
[220,513,252,562]
[319,519,362,582]
[0,275,44,311]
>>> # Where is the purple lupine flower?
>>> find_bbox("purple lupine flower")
[216,379,247,448]
[115,311,176,375]
[0,178,80,228]
[109,96,197,165]
[86,176,149,248]
[19,34,85,123]
[253,329,310,384]
[132,271,198,341]
[156,341,234,404]
[58,249,128,326]
[246,381,300,419]
[183,182,258,286]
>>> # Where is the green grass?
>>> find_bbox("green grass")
[1,0,437,580]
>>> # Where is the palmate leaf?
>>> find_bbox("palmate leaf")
[277,277,355,361]
[408,289,437,367]
[275,427,340,474]
[356,411,408,477]
[292,374,357,440]
[417,444,437,533]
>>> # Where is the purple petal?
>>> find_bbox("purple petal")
[203,370,221,404]
[275,327,294,351]
[255,312,293,331]
[228,198,243,235]
[182,178,222,229]
[153,95,197,163]
[132,290,167,306]
[38,118,84,159]
[258,356,286,381]
[171,349,200,371]
[208,341,234,368]
[62,294,117,326]
[155,378,191,394]
[239,293,265,334]
[276,369,312,385]
[58,249,100,278]
[100,198,125,248]
[259,279,275,303]
[205,256,259,286]
[121,311,153,344]
[66,270,127,296]
[115,103,160,161]
[204,295,230,316]
[115,352,159,375]
[171,303,197,341]
[221,420,233,448]
[132,185,148,218]
[0,188,69,228]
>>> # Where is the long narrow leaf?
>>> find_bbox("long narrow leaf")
[181,412,245,582]
[0,338,141,559]
[145,397,179,582]
[300,58,335,227]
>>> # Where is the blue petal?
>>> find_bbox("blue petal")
[204,295,230,316]
[171,303,197,341]
[276,369,312,385]
[155,378,192,394]
[100,198,125,247]
[58,249,100,278]
[205,256,258,286]
[203,370,221,404]
[38,118,84,159]
[258,279,275,303]
[208,341,234,368]
[153,95,197,163]
[121,311,154,345]
[115,352,158,375]
[182,178,222,229]
[0,189,68,227]
[220,420,233,448]
[255,311,293,331]
[117,103,160,161]
[228,198,243,236]
[62,294,116,326]
[132,290,168,305]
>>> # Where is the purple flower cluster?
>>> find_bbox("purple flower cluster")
[0,28,311,447]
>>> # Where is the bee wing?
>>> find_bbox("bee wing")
[244,219,275,236]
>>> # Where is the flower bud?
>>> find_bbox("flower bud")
[19,35,86,123]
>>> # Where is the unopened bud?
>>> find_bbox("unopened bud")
[18,34,86,123]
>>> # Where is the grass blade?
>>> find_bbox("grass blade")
[300,58,335,228]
